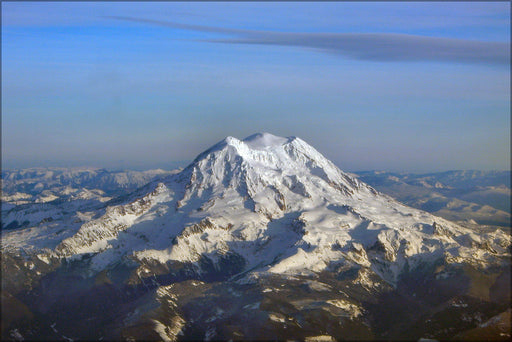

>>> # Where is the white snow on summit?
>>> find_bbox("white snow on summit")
[243,132,291,149]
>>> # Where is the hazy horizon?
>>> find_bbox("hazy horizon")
[2,2,510,173]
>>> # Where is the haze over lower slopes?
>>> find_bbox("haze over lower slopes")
[2,2,510,172]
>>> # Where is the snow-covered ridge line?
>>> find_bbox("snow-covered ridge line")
[54,183,174,257]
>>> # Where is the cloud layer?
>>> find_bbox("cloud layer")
[110,16,510,65]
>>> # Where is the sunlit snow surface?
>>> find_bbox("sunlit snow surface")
[2,133,510,284]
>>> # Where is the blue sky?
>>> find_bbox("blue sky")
[2,1,510,172]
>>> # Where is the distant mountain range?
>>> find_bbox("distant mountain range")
[1,134,510,340]
[2,167,178,204]
[354,170,510,231]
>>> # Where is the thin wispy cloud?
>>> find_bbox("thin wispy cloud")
[109,16,510,65]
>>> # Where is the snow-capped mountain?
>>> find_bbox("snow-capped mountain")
[2,133,510,341]
[7,133,507,278]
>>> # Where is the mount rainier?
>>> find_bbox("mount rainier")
[2,133,510,341]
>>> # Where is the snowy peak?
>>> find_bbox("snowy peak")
[174,133,372,217]
[217,132,294,149]
[242,132,294,150]
[194,132,295,161]
[185,132,364,195]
